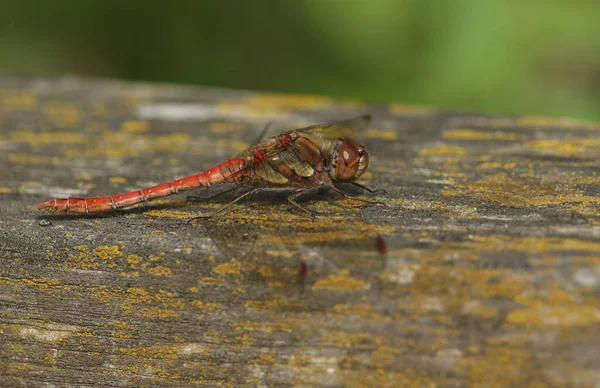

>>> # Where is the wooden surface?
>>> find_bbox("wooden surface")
[1,74,600,387]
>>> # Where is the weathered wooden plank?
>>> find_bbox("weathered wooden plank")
[1,74,600,387]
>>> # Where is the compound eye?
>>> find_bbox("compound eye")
[334,139,361,181]
[355,147,369,179]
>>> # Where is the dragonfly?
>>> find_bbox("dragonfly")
[37,115,384,218]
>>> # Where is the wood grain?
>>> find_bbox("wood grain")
[1,74,600,387]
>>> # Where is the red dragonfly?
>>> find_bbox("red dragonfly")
[37,115,383,218]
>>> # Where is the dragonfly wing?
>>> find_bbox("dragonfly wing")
[252,140,316,184]
[294,114,371,140]
[256,163,288,185]
[276,148,315,178]
[254,158,289,184]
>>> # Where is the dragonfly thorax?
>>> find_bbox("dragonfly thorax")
[329,137,370,182]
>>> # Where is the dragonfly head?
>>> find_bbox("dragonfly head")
[329,137,369,182]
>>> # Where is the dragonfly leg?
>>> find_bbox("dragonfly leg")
[288,187,320,219]
[189,187,294,221]
[350,182,388,196]
[186,187,238,202]
[189,189,260,221]
[329,185,387,207]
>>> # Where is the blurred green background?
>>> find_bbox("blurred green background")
[1,1,599,120]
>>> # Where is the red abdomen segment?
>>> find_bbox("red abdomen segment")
[37,159,246,214]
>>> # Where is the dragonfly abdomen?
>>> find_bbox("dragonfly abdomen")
[37,158,246,214]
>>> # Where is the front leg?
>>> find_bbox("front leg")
[287,187,320,219]
[329,185,387,207]
[350,182,388,196]
[189,187,299,221]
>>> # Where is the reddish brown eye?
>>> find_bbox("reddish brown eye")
[330,137,370,182]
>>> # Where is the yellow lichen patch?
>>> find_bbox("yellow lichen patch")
[64,245,100,270]
[90,103,107,117]
[236,334,254,346]
[109,176,127,184]
[246,93,333,111]
[216,138,250,152]
[144,209,194,219]
[126,254,143,266]
[190,300,221,311]
[470,235,600,255]
[209,121,243,133]
[256,353,277,365]
[200,277,226,285]
[526,138,600,157]
[461,299,499,319]
[313,269,368,291]
[212,261,242,278]
[121,120,149,133]
[10,344,24,353]
[408,265,529,303]
[370,345,396,368]
[119,288,184,319]
[6,362,34,372]
[215,100,286,121]
[119,344,179,359]
[443,128,518,141]
[445,174,600,208]
[418,145,466,157]
[106,320,131,330]
[569,202,600,217]
[42,100,82,128]
[477,161,517,170]
[139,307,179,319]
[73,172,93,181]
[0,89,37,110]
[94,245,123,260]
[246,296,300,310]
[457,347,533,386]
[517,116,600,131]
[147,265,172,277]
[12,277,61,295]
[90,285,122,304]
[257,265,273,278]
[342,370,436,388]
[44,351,60,365]
[366,129,399,141]
[506,303,600,328]
[9,131,86,145]
[388,104,428,116]
[120,91,152,105]
[149,133,191,153]
[149,252,165,262]
[234,287,246,294]
[0,187,13,194]
[332,304,380,319]
[8,153,43,165]
[260,223,395,245]
[403,261,599,324]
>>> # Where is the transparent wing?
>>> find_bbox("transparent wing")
[276,147,314,177]
[254,159,289,184]
[294,114,371,140]
[254,115,372,144]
